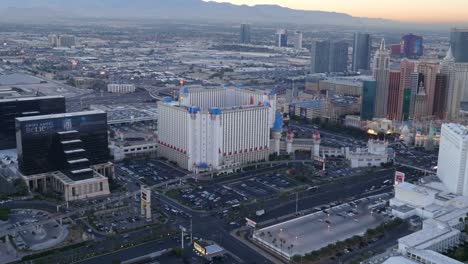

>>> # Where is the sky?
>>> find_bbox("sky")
[207,0,468,23]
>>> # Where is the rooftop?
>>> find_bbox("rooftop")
[16,110,106,122]
[0,73,44,86]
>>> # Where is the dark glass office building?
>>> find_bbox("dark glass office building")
[0,96,65,150]
[311,40,331,73]
[352,33,372,72]
[361,80,376,121]
[329,41,349,73]
[16,110,109,178]
[450,28,468,63]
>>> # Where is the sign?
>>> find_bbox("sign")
[24,120,54,135]
[395,171,405,185]
[194,242,206,255]
[245,217,257,228]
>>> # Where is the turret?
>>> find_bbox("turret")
[286,129,294,154]
[271,112,283,155]
[312,130,321,158]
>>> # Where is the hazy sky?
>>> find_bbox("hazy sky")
[207,0,468,23]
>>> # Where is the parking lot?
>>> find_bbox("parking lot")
[253,195,390,258]
[228,172,300,199]
[168,184,246,211]
[116,159,187,187]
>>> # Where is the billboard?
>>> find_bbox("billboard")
[245,217,257,228]
[395,171,405,185]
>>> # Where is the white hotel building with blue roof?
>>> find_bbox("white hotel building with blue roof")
[157,86,279,172]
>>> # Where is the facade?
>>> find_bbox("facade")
[417,62,439,117]
[0,96,66,150]
[16,110,110,177]
[413,82,428,120]
[22,170,110,202]
[48,34,58,47]
[345,140,389,168]
[433,74,449,119]
[310,41,330,73]
[311,41,348,73]
[110,142,158,161]
[240,24,251,44]
[372,39,390,118]
[437,123,468,196]
[57,35,76,48]
[450,28,468,63]
[319,77,366,97]
[441,48,459,120]
[360,80,376,121]
[454,63,468,105]
[293,31,303,49]
[399,59,415,121]
[400,34,423,58]
[409,72,423,119]
[352,33,371,72]
[329,41,349,73]
[157,87,277,172]
[107,83,136,94]
[387,70,402,120]
[276,29,287,47]
[402,89,412,121]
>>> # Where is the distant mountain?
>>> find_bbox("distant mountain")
[0,0,396,27]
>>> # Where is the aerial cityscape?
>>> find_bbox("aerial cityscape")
[0,1,468,264]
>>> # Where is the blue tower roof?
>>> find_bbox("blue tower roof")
[162,97,172,103]
[272,112,283,131]
[208,107,222,115]
[187,106,200,114]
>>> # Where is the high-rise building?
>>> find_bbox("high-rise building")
[387,70,402,120]
[0,96,66,150]
[240,24,251,44]
[417,62,439,117]
[352,33,371,72]
[48,34,58,47]
[454,63,468,104]
[310,41,330,73]
[57,35,76,48]
[293,31,303,49]
[401,33,424,58]
[372,39,390,118]
[360,80,376,121]
[276,29,288,47]
[329,41,349,73]
[402,89,412,121]
[450,28,468,63]
[16,110,110,177]
[311,40,348,73]
[413,81,428,120]
[441,47,459,120]
[390,44,401,57]
[409,72,423,119]
[398,59,415,120]
[437,123,468,196]
[433,74,449,119]
[157,87,277,172]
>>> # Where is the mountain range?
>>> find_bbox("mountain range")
[0,0,396,27]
